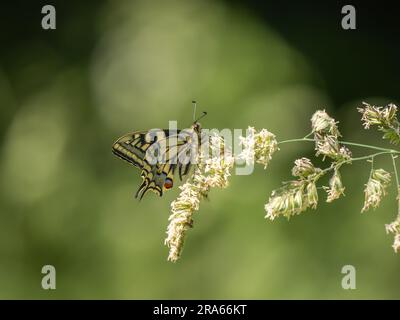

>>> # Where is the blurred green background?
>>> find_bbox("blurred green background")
[0,0,400,299]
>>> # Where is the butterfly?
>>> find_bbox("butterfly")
[112,102,207,200]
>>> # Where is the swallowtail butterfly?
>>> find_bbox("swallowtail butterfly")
[112,102,206,199]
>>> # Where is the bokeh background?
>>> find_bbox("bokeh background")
[1,0,400,299]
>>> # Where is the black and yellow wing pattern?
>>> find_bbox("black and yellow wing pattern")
[112,129,195,199]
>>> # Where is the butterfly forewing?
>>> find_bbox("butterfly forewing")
[112,132,150,169]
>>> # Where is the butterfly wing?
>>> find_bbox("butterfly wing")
[135,162,177,199]
[112,131,151,169]
[112,130,196,199]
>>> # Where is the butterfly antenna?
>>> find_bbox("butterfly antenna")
[195,111,207,122]
[192,100,197,122]
[190,100,207,125]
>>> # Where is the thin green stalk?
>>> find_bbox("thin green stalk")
[314,152,390,178]
[278,137,400,154]
[277,137,314,145]
[351,151,394,162]
[340,140,399,153]
[391,155,399,189]
[303,132,313,139]
[369,156,374,179]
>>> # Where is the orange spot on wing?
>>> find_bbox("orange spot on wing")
[164,179,173,189]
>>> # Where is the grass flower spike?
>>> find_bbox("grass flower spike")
[165,134,234,262]
[361,169,391,212]
[311,110,351,161]
[265,158,322,220]
[292,157,321,178]
[311,110,339,136]
[204,135,235,188]
[385,220,400,253]
[165,179,201,262]
[358,102,400,145]
[238,127,278,168]
[325,168,345,203]
[393,234,400,253]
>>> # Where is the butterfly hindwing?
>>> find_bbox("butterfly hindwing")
[135,162,177,199]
